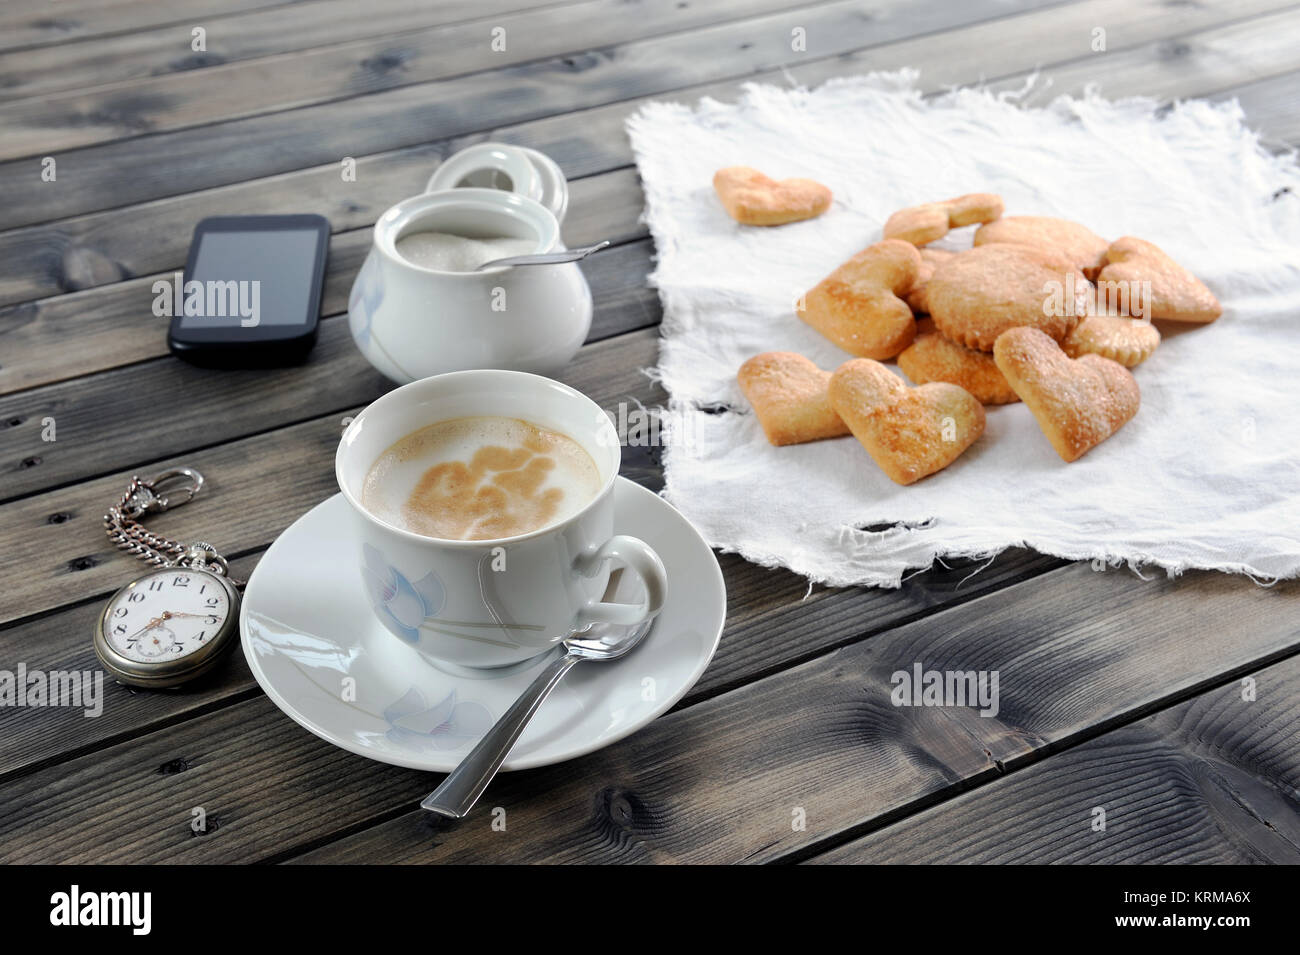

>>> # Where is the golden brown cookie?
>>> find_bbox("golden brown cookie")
[713,166,832,226]
[1061,315,1160,367]
[904,247,957,315]
[1097,236,1221,323]
[974,215,1109,278]
[737,352,851,446]
[993,326,1140,463]
[927,244,1089,351]
[883,193,1004,246]
[828,359,985,485]
[798,239,921,360]
[898,331,1020,404]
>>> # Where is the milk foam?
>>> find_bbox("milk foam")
[361,416,602,541]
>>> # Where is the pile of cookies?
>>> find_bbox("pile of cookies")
[715,166,1222,485]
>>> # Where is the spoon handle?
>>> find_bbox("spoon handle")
[421,651,581,818]
[475,240,610,270]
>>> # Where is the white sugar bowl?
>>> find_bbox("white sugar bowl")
[347,146,590,384]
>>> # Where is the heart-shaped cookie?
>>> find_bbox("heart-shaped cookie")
[713,166,832,226]
[883,193,1004,246]
[898,329,1020,404]
[737,352,850,446]
[974,215,1110,279]
[1097,236,1221,323]
[993,326,1140,462]
[904,247,957,315]
[798,239,922,360]
[829,359,985,485]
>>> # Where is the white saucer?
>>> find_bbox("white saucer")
[240,478,725,772]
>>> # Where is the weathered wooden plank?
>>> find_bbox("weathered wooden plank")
[285,565,1300,863]
[0,0,817,157]
[0,171,653,396]
[0,0,1092,228]
[0,0,303,54]
[812,653,1300,863]
[2,558,1293,863]
[1211,68,1300,150]
[982,6,1300,106]
[0,0,583,98]
[0,0,1290,311]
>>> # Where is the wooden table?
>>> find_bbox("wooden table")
[1,0,1298,865]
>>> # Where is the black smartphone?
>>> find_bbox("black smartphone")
[166,214,329,367]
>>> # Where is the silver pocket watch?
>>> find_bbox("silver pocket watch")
[97,468,241,688]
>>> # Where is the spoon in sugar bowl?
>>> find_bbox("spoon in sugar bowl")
[420,570,654,819]
[475,239,610,270]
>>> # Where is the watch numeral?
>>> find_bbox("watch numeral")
[205,616,219,625]
[205,597,219,607]
[128,592,145,603]
[147,579,164,591]
[113,607,127,618]
[173,575,190,587]
[113,624,127,635]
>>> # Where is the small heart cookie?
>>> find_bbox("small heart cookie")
[1061,314,1160,367]
[883,193,1004,246]
[737,352,850,446]
[1097,236,1221,323]
[898,330,1020,405]
[798,239,922,360]
[993,327,1140,463]
[927,244,1088,351]
[713,166,832,226]
[829,359,985,485]
[974,215,1109,279]
[904,247,957,315]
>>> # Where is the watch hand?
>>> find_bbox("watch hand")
[126,615,167,640]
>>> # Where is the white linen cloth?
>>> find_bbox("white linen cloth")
[625,72,1300,588]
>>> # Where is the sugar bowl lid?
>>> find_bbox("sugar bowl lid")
[426,143,569,223]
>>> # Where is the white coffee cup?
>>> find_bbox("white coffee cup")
[336,369,668,669]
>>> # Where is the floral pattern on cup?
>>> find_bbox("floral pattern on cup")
[361,543,445,645]
[383,686,492,752]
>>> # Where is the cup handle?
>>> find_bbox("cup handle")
[573,535,667,628]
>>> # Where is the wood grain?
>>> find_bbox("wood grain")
[982,6,1300,106]
[0,0,307,54]
[289,565,1300,863]
[0,0,816,157]
[0,0,585,98]
[813,653,1300,863]
[0,0,1091,229]
[3,560,1293,863]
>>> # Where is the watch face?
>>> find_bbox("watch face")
[102,570,232,665]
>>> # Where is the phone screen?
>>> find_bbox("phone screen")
[178,228,323,328]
